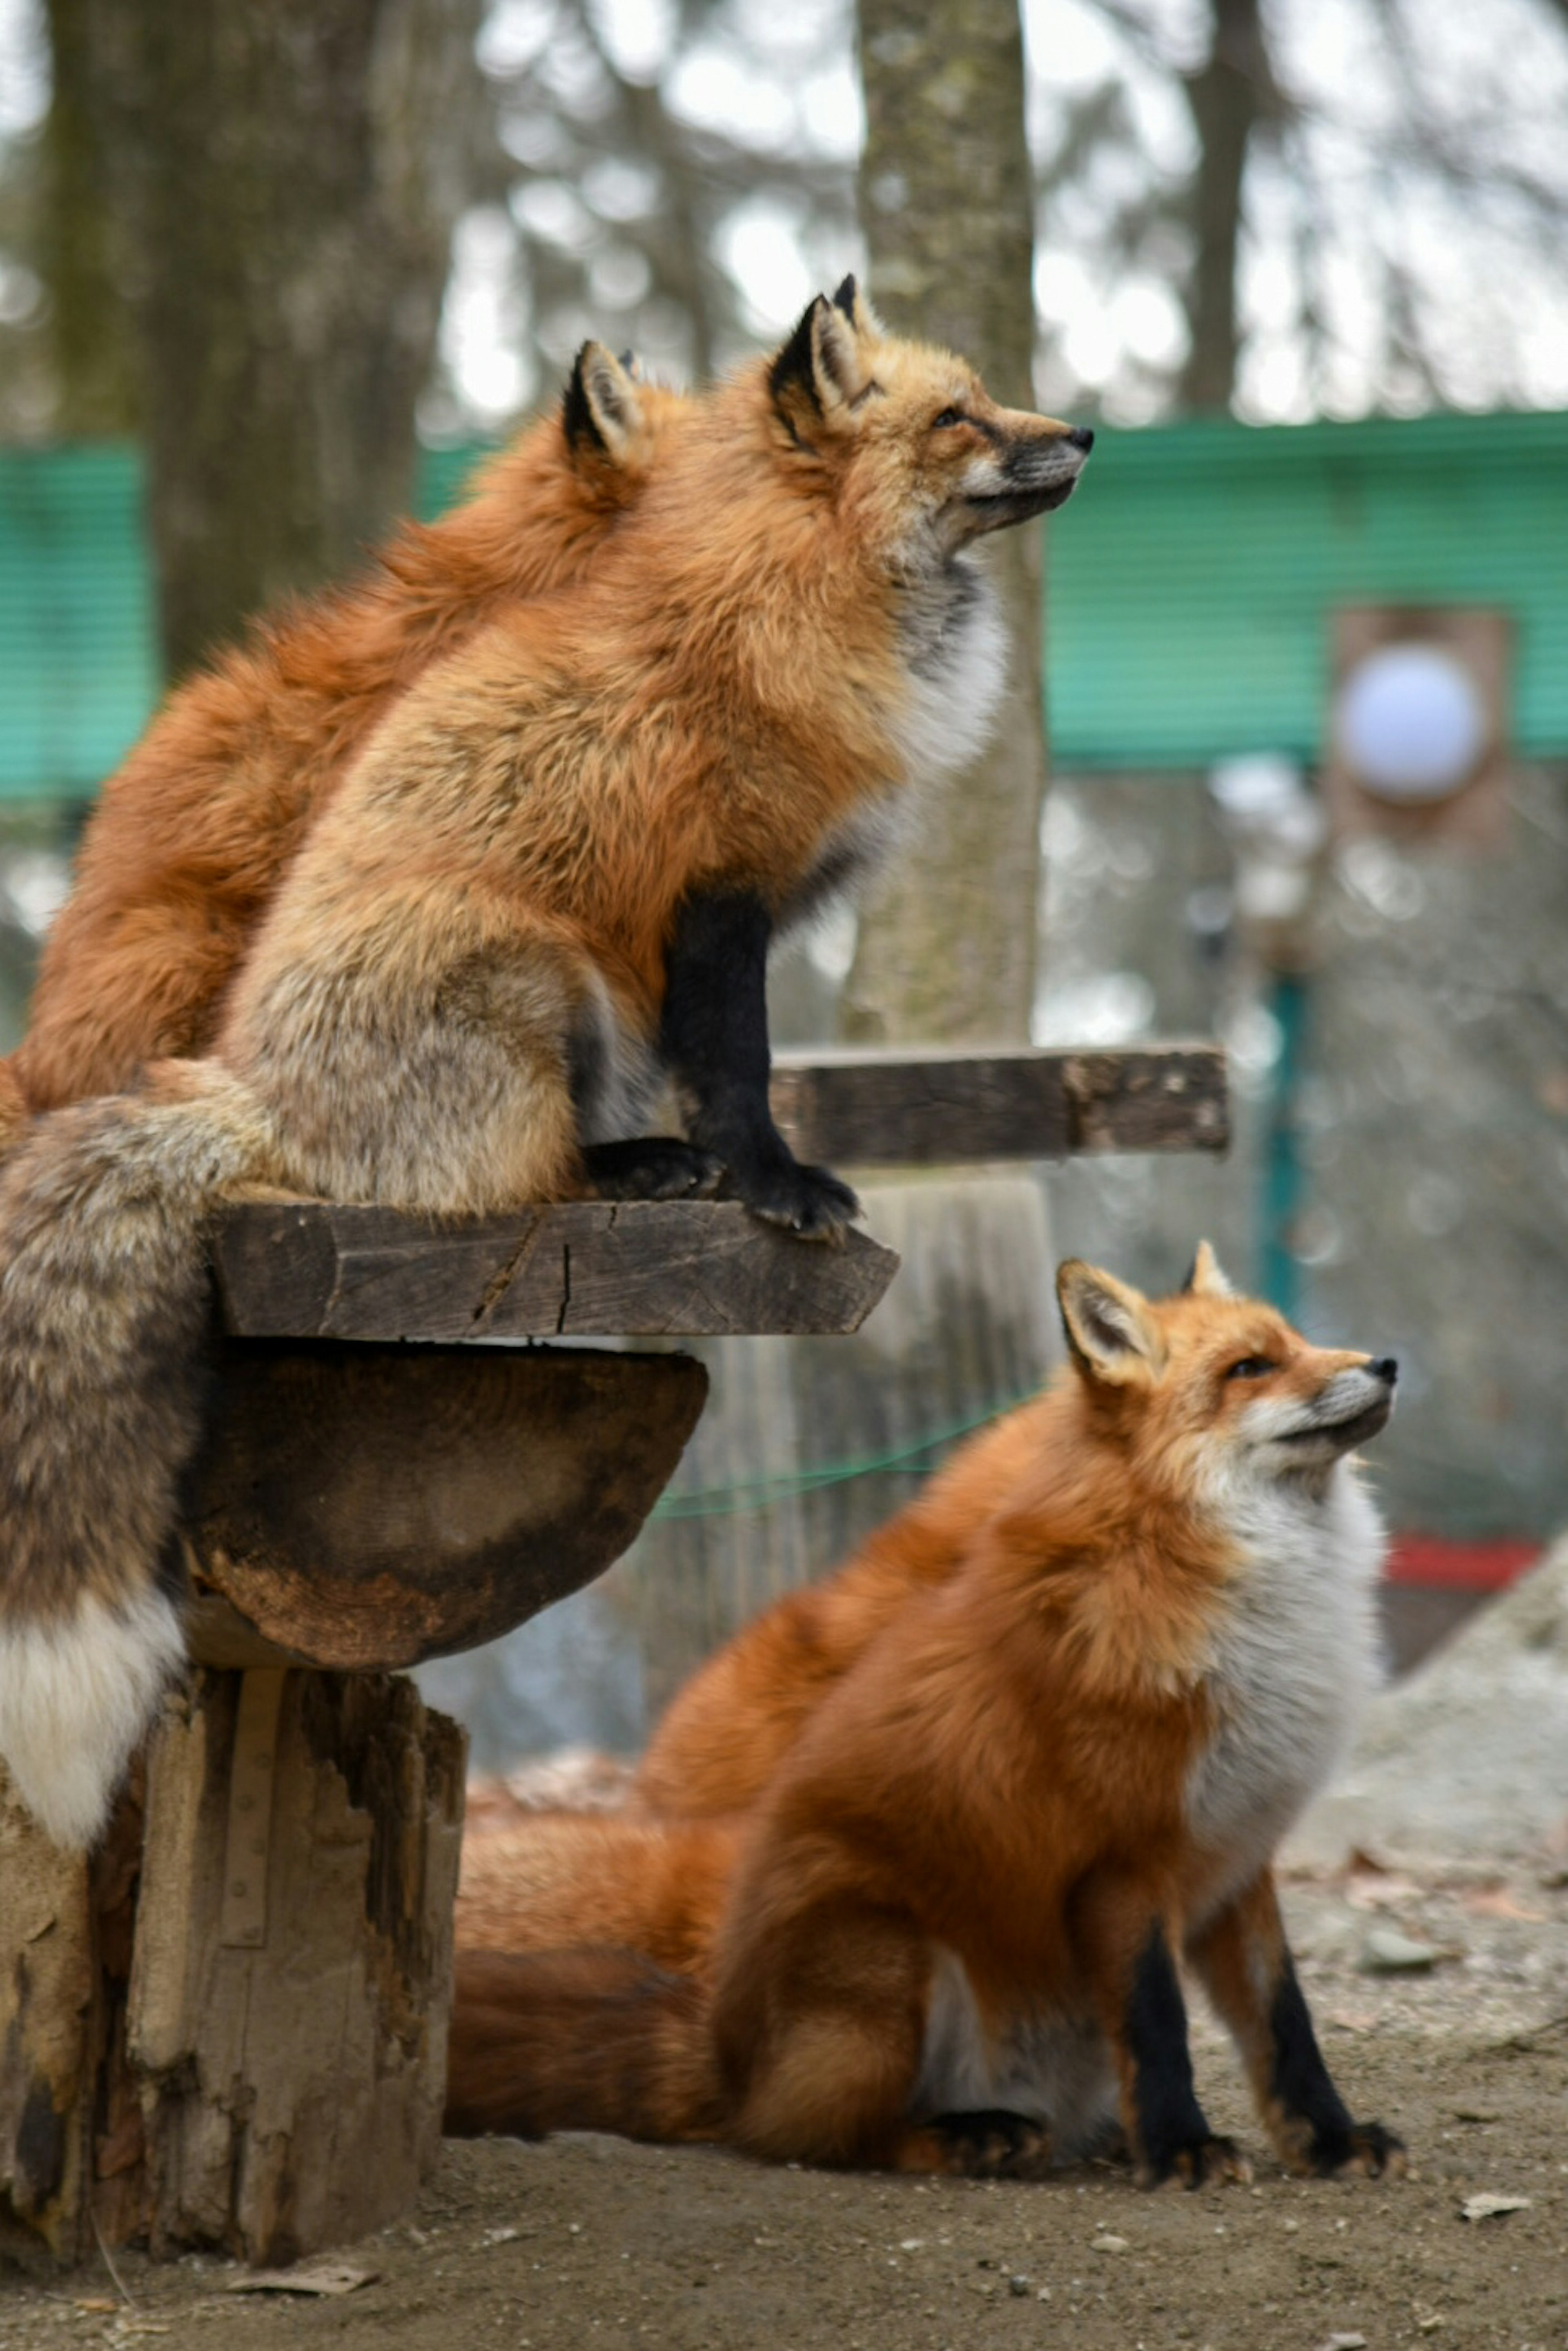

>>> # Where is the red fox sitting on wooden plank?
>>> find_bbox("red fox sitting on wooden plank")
[0,281,1092,1851]
[0,345,686,1160]
[448,1247,1406,2188]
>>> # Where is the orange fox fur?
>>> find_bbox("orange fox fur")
[0,283,1092,1851]
[207,282,1089,1217]
[634,1385,1056,1818]
[446,1249,1405,2187]
[6,347,683,1124]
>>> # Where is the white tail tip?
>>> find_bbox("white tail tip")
[0,1588,185,1849]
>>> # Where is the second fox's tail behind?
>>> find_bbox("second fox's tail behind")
[0,1062,279,1847]
[445,1946,724,2145]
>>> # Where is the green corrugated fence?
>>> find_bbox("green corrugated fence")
[1045,408,1568,768]
[1,409,1565,803]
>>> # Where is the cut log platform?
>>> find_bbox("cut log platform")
[213,1198,900,1343]
[181,1342,709,1671]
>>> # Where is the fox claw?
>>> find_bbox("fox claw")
[737,1160,861,1242]
[1143,2133,1253,2190]
[924,2108,1053,2179]
[1316,2122,1407,2180]
[582,1138,726,1202]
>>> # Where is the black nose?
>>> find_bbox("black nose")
[1067,426,1095,453]
[1369,1357,1398,1385]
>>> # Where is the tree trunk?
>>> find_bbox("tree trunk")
[40,0,140,436]
[1178,0,1274,414]
[58,0,486,679]
[844,0,1047,1049]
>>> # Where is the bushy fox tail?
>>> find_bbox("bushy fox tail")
[445,1946,724,2145]
[0,1060,279,1848]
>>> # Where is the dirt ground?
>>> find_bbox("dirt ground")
[2,1852,1564,2351]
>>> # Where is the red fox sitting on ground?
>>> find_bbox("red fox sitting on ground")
[0,281,1092,1850]
[448,1249,1406,2188]
[0,345,685,1160]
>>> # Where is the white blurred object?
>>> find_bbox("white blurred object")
[0,848,71,938]
[1207,755,1327,968]
[1208,752,1307,833]
[1334,641,1488,803]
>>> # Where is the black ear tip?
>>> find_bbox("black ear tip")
[561,348,606,453]
[618,348,637,371]
[832,274,859,320]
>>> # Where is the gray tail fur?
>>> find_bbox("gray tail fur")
[0,1062,276,1848]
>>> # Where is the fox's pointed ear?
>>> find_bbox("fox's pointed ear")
[1182,1240,1234,1299]
[768,293,869,436]
[1057,1260,1165,1388]
[831,273,882,338]
[563,341,643,463]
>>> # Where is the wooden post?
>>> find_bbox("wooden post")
[0,1670,465,2266]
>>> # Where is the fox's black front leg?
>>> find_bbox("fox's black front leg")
[659,888,859,1241]
[1187,1871,1405,2179]
[1123,1924,1252,2188]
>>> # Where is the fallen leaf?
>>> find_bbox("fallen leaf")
[74,2299,119,2315]
[1460,1887,1546,1922]
[225,2261,379,2296]
[1346,1867,1422,1910]
[1460,2193,1530,2222]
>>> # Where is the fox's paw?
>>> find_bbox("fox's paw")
[735,1159,861,1242]
[582,1137,726,1202]
[919,2109,1054,2180]
[1141,2133,1253,2191]
[1309,2121,1407,2181]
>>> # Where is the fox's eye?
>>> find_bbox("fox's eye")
[1225,1356,1277,1380]
[931,407,967,429]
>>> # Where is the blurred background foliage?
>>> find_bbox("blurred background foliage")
[6,0,1568,453]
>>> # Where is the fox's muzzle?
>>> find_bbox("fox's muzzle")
[967,425,1094,531]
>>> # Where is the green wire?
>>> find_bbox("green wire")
[647,1387,1036,1523]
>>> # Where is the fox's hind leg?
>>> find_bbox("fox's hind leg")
[226,899,592,1216]
[714,1899,1051,2177]
[1188,1868,1406,2180]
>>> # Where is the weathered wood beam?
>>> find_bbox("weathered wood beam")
[212,1199,900,1344]
[180,1342,708,1670]
[769,1042,1228,1165]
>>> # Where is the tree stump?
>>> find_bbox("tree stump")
[1,1669,464,2268]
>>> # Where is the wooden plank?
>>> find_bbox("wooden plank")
[768,1042,1228,1164]
[181,1343,709,1670]
[212,1199,900,1343]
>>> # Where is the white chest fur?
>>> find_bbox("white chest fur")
[888,558,1010,788]
[1185,1463,1386,1911]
